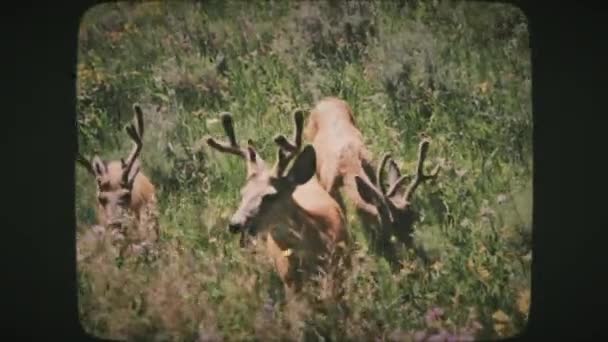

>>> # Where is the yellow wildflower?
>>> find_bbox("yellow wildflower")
[477,265,491,282]
[517,288,531,316]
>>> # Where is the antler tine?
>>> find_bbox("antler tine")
[122,106,144,183]
[273,109,305,176]
[403,139,439,203]
[274,109,304,153]
[206,112,249,159]
[76,151,95,176]
[133,104,144,139]
[221,112,238,147]
[274,148,291,176]
[386,173,412,198]
[293,109,304,151]
[376,153,391,194]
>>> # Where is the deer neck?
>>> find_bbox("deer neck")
[268,196,325,255]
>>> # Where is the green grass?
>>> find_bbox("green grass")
[75,1,532,341]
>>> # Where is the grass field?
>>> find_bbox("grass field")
[75,1,532,341]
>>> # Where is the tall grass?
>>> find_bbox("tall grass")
[75,1,532,341]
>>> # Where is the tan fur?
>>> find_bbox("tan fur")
[227,152,347,299]
[262,176,347,298]
[304,97,378,217]
[78,105,159,255]
[206,111,348,299]
[94,161,156,231]
[304,97,441,268]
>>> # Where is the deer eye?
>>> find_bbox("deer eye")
[120,192,131,203]
[98,181,110,192]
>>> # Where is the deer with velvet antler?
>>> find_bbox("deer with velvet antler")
[76,104,159,255]
[204,109,348,299]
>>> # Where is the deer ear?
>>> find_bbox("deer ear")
[91,155,106,177]
[355,175,383,206]
[285,145,316,186]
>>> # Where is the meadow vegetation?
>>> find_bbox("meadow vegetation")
[75,1,532,341]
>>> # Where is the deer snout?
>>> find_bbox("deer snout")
[229,211,253,234]
[228,222,243,234]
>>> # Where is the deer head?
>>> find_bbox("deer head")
[77,104,146,228]
[206,110,316,236]
[355,139,440,243]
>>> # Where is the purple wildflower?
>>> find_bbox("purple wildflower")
[413,330,427,342]
[425,307,445,325]
[426,330,449,342]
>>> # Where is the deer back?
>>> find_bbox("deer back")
[303,97,378,216]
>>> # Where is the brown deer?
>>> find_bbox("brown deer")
[303,97,440,266]
[76,104,159,255]
[205,110,348,299]
[354,139,440,265]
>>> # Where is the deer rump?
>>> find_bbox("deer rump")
[304,97,378,217]
[303,97,441,268]
[205,109,348,299]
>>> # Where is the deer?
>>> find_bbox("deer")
[205,109,348,300]
[303,97,440,267]
[303,97,377,213]
[354,139,441,266]
[76,104,159,257]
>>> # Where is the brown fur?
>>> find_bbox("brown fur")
[258,173,347,299]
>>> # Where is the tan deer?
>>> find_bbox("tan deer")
[303,97,378,215]
[205,110,348,299]
[303,97,440,266]
[76,104,159,254]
